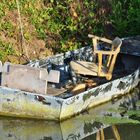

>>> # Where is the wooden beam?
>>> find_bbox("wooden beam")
[72,83,86,94]
[112,125,121,140]
[98,53,102,76]
[95,50,117,55]
[88,34,112,44]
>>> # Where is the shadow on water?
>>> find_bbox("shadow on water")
[0,87,140,140]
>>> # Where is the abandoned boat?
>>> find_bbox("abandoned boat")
[0,35,140,121]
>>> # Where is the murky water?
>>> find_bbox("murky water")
[0,87,140,140]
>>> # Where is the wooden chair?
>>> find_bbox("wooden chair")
[70,34,122,80]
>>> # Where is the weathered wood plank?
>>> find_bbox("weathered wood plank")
[70,61,98,76]
[88,34,112,44]
[47,87,66,96]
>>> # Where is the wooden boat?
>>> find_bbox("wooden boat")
[0,36,140,121]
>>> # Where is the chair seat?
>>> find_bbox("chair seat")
[70,61,107,76]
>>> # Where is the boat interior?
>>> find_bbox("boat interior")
[0,35,140,98]
[39,53,140,98]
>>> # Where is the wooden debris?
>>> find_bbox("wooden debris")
[72,83,86,95]
[1,63,60,95]
[71,79,98,95]
[85,79,97,88]
[47,87,66,96]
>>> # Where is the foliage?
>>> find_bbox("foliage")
[41,0,100,52]
[127,110,140,117]
[0,39,15,62]
[109,0,140,37]
[0,0,139,62]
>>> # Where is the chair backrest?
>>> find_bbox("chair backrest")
[88,34,122,80]
[92,36,98,62]
[112,37,122,50]
[106,37,122,80]
[106,37,122,67]
[90,35,112,62]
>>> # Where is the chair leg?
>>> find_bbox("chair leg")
[106,74,112,80]
[107,54,112,67]
[101,128,105,140]
[112,125,121,140]
[96,129,105,140]
[96,131,100,140]
[98,53,102,76]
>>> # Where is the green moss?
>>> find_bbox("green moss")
[95,116,140,125]
[136,101,140,107]
[127,110,140,117]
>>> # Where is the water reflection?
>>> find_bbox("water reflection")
[0,87,140,140]
[85,124,140,140]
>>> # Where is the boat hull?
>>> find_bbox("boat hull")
[0,68,139,121]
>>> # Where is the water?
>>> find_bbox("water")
[0,88,140,140]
